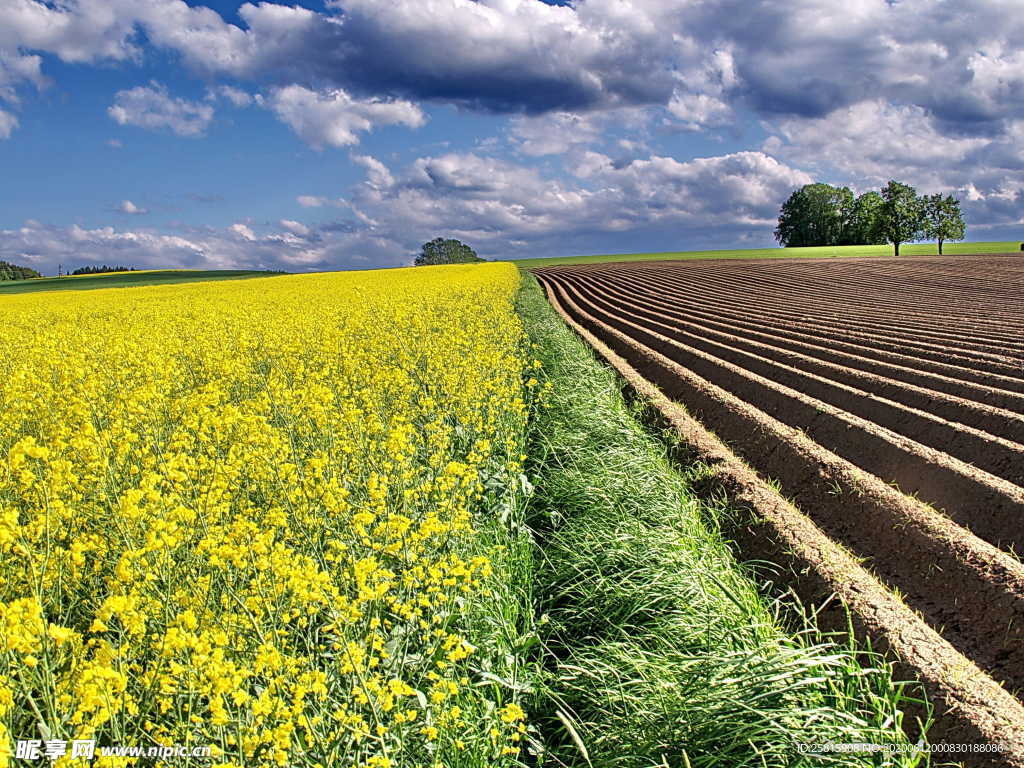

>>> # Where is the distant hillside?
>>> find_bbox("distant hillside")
[0,260,43,281]
[0,269,285,295]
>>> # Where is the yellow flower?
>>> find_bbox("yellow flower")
[0,262,530,767]
[500,703,526,723]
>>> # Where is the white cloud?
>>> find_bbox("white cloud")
[0,219,410,274]
[761,99,1024,230]
[229,223,256,241]
[108,81,214,137]
[4,0,1024,136]
[666,92,732,131]
[0,109,17,139]
[266,85,425,149]
[117,199,148,215]
[351,154,394,189]
[0,0,140,64]
[206,84,259,108]
[0,51,48,103]
[508,111,604,157]
[666,48,737,131]
[343,149,813,255]
[765,100,989,180]
[278,219,310,237]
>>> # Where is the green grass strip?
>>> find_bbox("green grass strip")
[513,239,1022,268]
[0,269,285,294]
[517,274,929,767]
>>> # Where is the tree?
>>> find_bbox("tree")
[849,191,887,245]
[414,238,484,266]
[0,260,42,280]
[922,193,965,255]
[879,180,925,256]
[774,183,855,247]
[71,264,136,275]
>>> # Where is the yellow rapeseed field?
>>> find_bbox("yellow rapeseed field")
[0,263,532,767]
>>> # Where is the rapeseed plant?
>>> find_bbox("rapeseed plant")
[0,263,530,767]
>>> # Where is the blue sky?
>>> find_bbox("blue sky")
[1,0,1023,273]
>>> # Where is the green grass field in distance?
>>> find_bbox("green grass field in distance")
[513,240,1023,268]
[0,269,285,295]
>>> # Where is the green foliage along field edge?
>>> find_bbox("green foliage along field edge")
[516,273,930,767]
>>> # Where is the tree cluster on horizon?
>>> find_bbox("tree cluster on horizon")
[0,260,42,281]
[414,237,485,266]
[775,181,965,256]
[70,264,137,275]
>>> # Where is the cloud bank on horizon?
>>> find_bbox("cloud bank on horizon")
[1,0,1022,273]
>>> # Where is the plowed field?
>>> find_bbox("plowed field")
[535,253,1024,759]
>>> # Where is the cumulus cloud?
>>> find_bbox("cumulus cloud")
[278,219,310,237]
[206,84,259,108]
[684,0,1024,134]
[108,82,214,137]
[296,195,344,208]
[508,111,605,157]
[345,149,813,256]
[229,223,256,241]
[266,85,425,148]
[0,0,141,64]
[300,0,690,113]
[0,218,410,275]
[351,154,394,190]
[0,109,17,139]
[0,50,48,104]
[666,48,738,131]
[116,199,148,215]
[4,0,1024,134]
[7,0,1024,168]
[0,0,704,115]
[763,100,992,186]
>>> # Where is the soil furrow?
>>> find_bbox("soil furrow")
[561,273,1024,482]
[587,267,1024,372]
[593,258,1024,334]
[630,257,1024,325]
[551,268,1024,409]
[571,270,1024,443]
[628,268,1024,355]
[549,272,1024,555]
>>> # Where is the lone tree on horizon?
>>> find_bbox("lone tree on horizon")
[923,193,966,255]
[414,237,484,266]
[879,180,925,257]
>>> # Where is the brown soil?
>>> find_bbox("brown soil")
[576,268,1024,443]
[548,273,1024,553]
[563,272,1024,482]
[571,264,1024,402]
